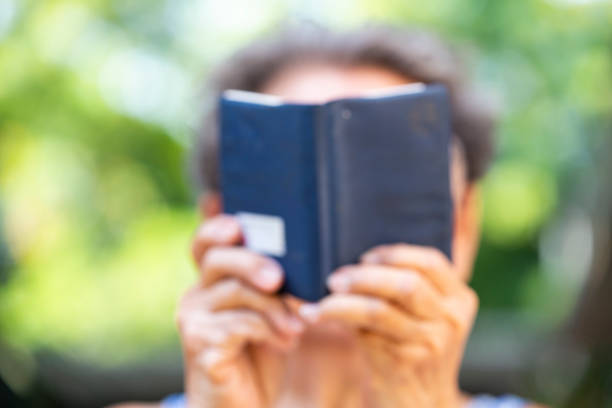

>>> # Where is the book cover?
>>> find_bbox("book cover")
[219,83,453,301]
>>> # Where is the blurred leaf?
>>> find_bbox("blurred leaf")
[482,160,557,246]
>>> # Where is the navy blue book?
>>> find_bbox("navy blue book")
[219,83,453,301]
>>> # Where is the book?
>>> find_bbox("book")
[219,83,453,301]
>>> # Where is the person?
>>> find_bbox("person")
[114,24,543,407]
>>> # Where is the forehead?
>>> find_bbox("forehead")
[261,63,417,103]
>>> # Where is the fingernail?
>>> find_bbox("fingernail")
[257,263,281,289]
[327,274,350,292]
[299,304,319,323]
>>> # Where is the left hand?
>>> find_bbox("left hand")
[298,244,478,408]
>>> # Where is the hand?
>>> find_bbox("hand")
[177,215,304,408]
[299,244,478,408]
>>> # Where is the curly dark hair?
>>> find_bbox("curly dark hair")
[192,24,496,192]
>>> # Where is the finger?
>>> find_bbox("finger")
[214,310,290,350]
[327,265,445,321]
[182,310,289,383]
[178,291,296,352]
[201,247,283,292]
[361,244,459,294]
[180,310,291,354]
[206,278,304,335]
[300,294,438,348]
[192,215,242,266]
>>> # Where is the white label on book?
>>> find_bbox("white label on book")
[237,212,286,257]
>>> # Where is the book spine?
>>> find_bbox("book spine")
[314,105,335,294]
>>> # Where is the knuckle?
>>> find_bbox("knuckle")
[389,243,414,257]
[446,307,466,331]
[399,344,429,362]
[456,286,479,320]
[397,274,417,298]
[192,221,211,241]
[210,215,240,236]
[191,219,227,260]
[201,247,263,279]
[197,353,216,378]
[464,286,479,309]
[407,272,422,290]
[211,214,233,224]
[252,254,271,271]
[181,321,197,340]
[203,325,231,346]
[371,244,390,253]
[444,292,477,333]
[423,324,446,356]
[336,264,356,275]
[430,333,446,357]
[367,299,387,322]
[175,288,199,325]
[231,249,266,272]
[393,243,411,251]
[202,246,224,265]
[240,310,262,327]
[213,330,231,346]
[423,247,447,269]
[220,278,244,300]
[196,351,221,380]
[463,289,479,326]
[181,322,205,353]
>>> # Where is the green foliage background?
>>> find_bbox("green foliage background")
[0,0,610,402]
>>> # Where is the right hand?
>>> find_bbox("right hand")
[177,215,304,408]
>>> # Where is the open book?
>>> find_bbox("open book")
[219,83,453,301]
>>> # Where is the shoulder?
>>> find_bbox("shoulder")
[468,394,547,408]
[106,393,185,408]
